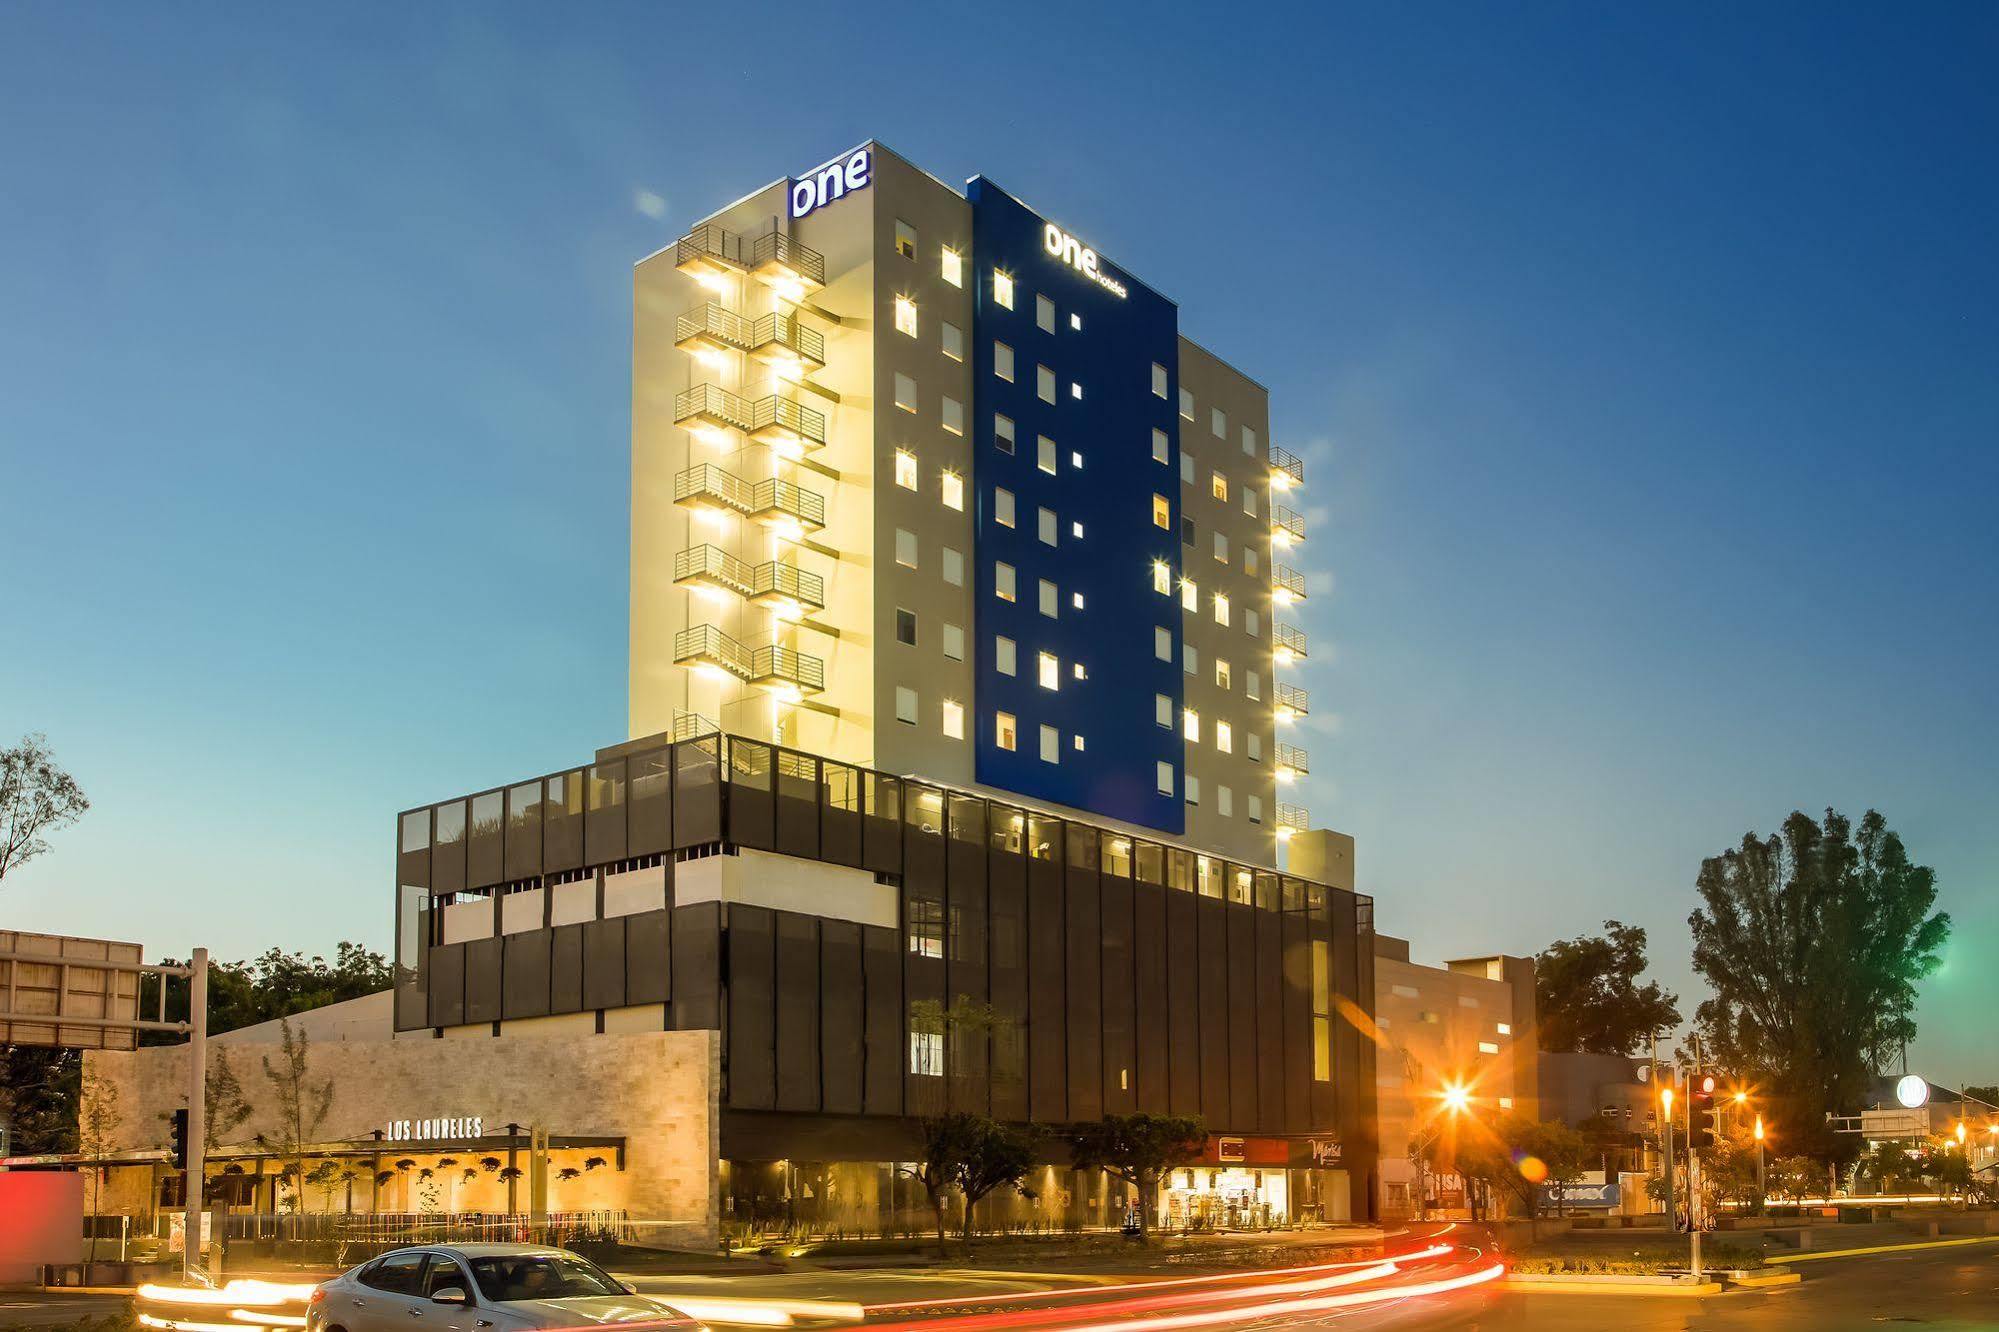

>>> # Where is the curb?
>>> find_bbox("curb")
[1500,1275,1723,1296]
[1728,1268,1801,1288]
[1785,1235,1999,1263]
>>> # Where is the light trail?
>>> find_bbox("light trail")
[1022,1263,1505,1332]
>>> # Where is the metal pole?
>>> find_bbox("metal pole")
[182,948,208,1284]
[1689,1033,1701,1284]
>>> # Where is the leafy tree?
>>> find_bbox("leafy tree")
[1455,1115,1587,1229]
[1963,1085,1999,1107]
[155,944,392,1038]
[1767,1154,1824,1201]
[1690,809,1948,1157]
[1534,920,1681,1055]
[949,1118,1038,1242]
[1070,1112,1208,1242]
[260,1019,333,1214]
[0,733,89,884]
[907,996,1016,1116]
[75,1075,121,1284]
[204,1048,253,1152]
[901,1113,993,1252]
[0,1046,81,1154]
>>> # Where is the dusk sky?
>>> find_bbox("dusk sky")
[4,3,1994,1082]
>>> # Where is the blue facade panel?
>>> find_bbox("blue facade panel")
[968,179,1184,835]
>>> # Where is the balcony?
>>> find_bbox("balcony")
[1272,504,1306,547]
[1275,803,1310,837]
[750,643,826,697]
[675,383,756,437]
[673,623,753,680]
[674,303,755,357]
[1271,565,1308,605]
[1275,682,1310,722]
[671,709,720,742]
[748,393,827,454]
[670,627,824,699]
[673,544,757,600]
[1273,622,1308,663]
[673,464,826,535]
[749,229,826,293]
[1268,444,1305,491]
[750,559,826,615]
[1275,742,1310,780]
[674,224,751,279]
[748,311,826,370]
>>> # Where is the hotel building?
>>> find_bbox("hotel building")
[72,143,1374,1243]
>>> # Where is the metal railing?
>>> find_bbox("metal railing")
[1271,565,1307,600]
[751,393,827,448]
[673,624,752,680]
[674,382,756,434]
[673,544,756,597]
[675,302,753,352]
[754,559,825,610]
[674,463,755,514]
[1276,803,1310,833]
[1275,741,1310,775]
[1268,444,1305,488]
[1274,622,1308,659]
[752,643,827,694]
[750,229,827,287]
[1272,505,1306,543]
[750,311,825,365]
[753,475,826,529]
[675,224,750,273]
[1275,682,1311,717]
[671,710,720,742]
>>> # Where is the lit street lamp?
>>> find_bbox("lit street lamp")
[1754,1114,1765,1201]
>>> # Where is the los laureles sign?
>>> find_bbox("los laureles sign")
[384,1115,485,1143]
[790,146,873,221]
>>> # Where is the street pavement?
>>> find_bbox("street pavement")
[0,1293,127,1328]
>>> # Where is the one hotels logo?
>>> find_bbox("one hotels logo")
[790,146,873,220]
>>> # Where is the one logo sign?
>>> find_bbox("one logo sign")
[1216,1136,1246,1164]
[1041,223,1128,299]
[1309,1138,1343,1166]
[385,1116,485,1143]
[790,147,873,220]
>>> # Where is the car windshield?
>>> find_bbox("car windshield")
[467,1254,625,1302]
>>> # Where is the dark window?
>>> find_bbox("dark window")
[424,1258,472,1298]
[1180,515,1195,546]
[467,1254,623,1303]
[895,608,917,646]
[362,1252,428,1294]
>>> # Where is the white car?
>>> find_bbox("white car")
[308,1244,701,1332]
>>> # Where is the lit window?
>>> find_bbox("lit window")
[1071,657,1086,675]
[993,269,1014,308]
[1039,724,1059,763]
[895,686,917,725]
[1217,785,1233,817]
[895,220,916,260]
[1243,487,1257,518]
[1183,709,1200,742]
[1211,406,1226,438]
[1071,520,1084,539]
[1248,794,1262,824]
[1216,720,1233,753]
[995,487,1015,527]
[894,295,918,338]
[1038,436,1057,474]
[1499,1096,1514,1110]
[1070,313,1081,330]
[1036,294,1055,333]
[943,623,964,661]
[1213,532,1228,564]
[1153,561,1171,595]
[942,396,964,436]
[1154,627,1171,661]
[1185,775,1200,805]
[995,711,1017,750]
[1497,1022,1512,1036]
[894,373,916,412]
[1071,450,1084,469]
[910,1029,943,1075]
[1151,362,1169,398]
[1179,387,1193,420]
[1156,761,1173,795]
[1216,660,1231,690]
[895,528,917,568]
[1155,694,1172,727]
[1242,426,1258,458]
[895,608,917,646]
[1036,365,1056,403]
[1037,652,1059,690]
[1152,429,1169,464]
[941,247,963,287]
[994,341,1014,382]
[996,636,1017,675]
[995,562,1016,601]
[1245,547,1259,576]
[1211,472,1228,502]
[1214,593,1230,626]
[1180,578,1197,611]
[1479,1041,1501,1055]
[943,547,964,586]
[942,470,964,510]
[1070,381,1083,400]
[1073,733,1086,751]
[894,449,918,490]
[1038,579,1057,618]
[1038,507,1057,546]
[942,321,964,361]
[1152,494,1170,528]
[994,413,1015,454]
[942,699,964,740]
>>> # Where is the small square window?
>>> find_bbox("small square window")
[996,711,1017,750]
[1155,693,1172,727]
[943,622,964,661]
[993,270,1014,308]
[894,295,918,338]
[1216,660,1231,690]
[1151,362,1169,398]
[1243,426,1258,458]
[1179,387,1194,421]
[1213,532,1229,564]
[1038,507,1057,546]
[1154,627,1171,661]
[894,373,917,413]
[894,449,918,491]
[994,562,1017,602]
[1211,471,1228,502]
[941,248,963,287]
[1211,406,1226,438]
[895,528,917,568]
[994,342,1014,382]
[1038,579,1057,618]
[1152,494,1171,528]
[994,487,1015,527]
[895,685,917,724]
[1036,294,1055,333]
[895,220,917,260]
[1038,436,1057,475]
[942,470,964,509]
[895,608,917,646]
[1070,520,1083,539]
[1185,775,1200,806]
[942,699,964,739]
[1071,591,1085,610]
[1156,761,1173,795]
[1070,313,1082,330]
[996,636,1017,675]
[1071,658,1086,676]
[994,413,1015,454]
[1037,365,1056,403]
[1153,561,1171,595]
[1152,429,1169,465]
[1037,651,1059,690]
[1070,382,1083,400]
[942,321,964,361]
[943,546,964,587]
[942,397,964,437]
[1217,784,1233,817]
[1071,450,1084,469]
[1039,724,1059,763]
[1216,720,1233,753]
[1072,733,1086,751]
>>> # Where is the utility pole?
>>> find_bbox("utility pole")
[1652,1030,1674,1230]
[182,949,208,1284]
[1689,1032,1702,1284]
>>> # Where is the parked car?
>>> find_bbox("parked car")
[308,1244,701,1332]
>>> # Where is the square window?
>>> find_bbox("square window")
[1151,362,1169,398]
[993,270,1014,308]
[994,413,1015,454]
[1071,450,1084,469]
[996,636,1017,675]
[894,449,918,490]
[995,487,1015,527]
[895,685,917,724]
[1152,494,1171,528]
[996,711,1017,750]
[894,373,917,412]
[1216,659,1231,690]
[895,608,917,646]
[1211,471,1228,502]
[894,295,918,337]
[1072,733,1086,751]
[995,562,1016,601]
[1155,693,1172,727]
[1152,428,1169,465]
[1071,658,1086,676]
[911,1029,942,1073]
[1216,720,1233,753]
[1183,708,1200,743]
[1038,507,1057,546]
[1036,293,1055,333]
[942,470,964,509]
[1217,785,1233,817]
[1153,561,1171,595]
[1038,578,1057,618]
[1037,436,1057,474]
[895,528,918,568]
[1243,425,1258,458]
[942,699,964,739]
[943,546,964,586]
[1211,406,1226,438]
[1037,651,1059,690]
[1036,365,1056,403]
[941,247,963,287]
[895,220,916,260]
[942,396,964,436]
[943,622,964,661]
[1156,761,1173,795]
[1039,724,1059,763]
[1070,381,1083,400]
[1185,775,1200,806]
[1154,627,1171,661]
[994,341,1015,382]
[1179,387,1193,421]
[942,321,964,361]
[1070,520,1084,539]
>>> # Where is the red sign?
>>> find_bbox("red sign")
[1198,1135,1290,1166]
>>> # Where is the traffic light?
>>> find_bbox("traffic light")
[169,1107,190,1171]
[1691,1074,1720,1149]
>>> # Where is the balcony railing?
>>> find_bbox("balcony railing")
[1275,742,1310,777]
[749,393,827,452]
[673,544,757,599]
[754,475,826,532]
[672,465,827,533]
[674,224,751,277]
[751,643,826,696]
[1268,444,1305,490]
[673,623,752,680]
[670,709,720,742]
[1272,505,1306,545]
[1275,682,1310,720]
[749,311,825,368]
[750,229,826,290]
[674,383,756,435]
[1276,803,1310,834]
[1271,565,1308,603]
[752,559,826,613]
[674,302,755,356]
[1273,622,1308,661]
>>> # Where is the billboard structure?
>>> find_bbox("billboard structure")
[0,931,144,1051]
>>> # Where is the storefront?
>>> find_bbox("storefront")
[1159,1135,1351,1229]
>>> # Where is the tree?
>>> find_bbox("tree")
[204,1048,253,1151]
[1069,1113,1208,1243]
[155,943,392,1039]
[907,996,1016,1116]
[1534,920,1681,1055]
[1767,1154,1823,1202]
[75,1075,121,1285]
[1456,1115,1587,1230]
[901,1113,992,1252]
[0,1046,81,1154]
[0,733,89,884]
[949,1118,1038,1242]
[1690,809,1948,1158]
[260,1019,333,1218]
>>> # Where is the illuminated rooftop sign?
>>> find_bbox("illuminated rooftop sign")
[790,146,872,221]
[1043,223,1127,298]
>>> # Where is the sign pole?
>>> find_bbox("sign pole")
[182,949,208,1284]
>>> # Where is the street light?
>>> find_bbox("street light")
[1753,1114,1766,1202]
[1442,1080,1472,1115]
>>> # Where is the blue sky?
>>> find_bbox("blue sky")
[3,3,1995,1082]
